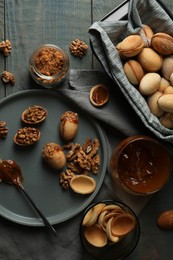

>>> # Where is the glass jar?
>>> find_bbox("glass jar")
[110,135,172,196]
[29,44,69,88]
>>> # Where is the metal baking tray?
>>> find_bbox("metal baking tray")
[101,0,173,21]
[90,0,173,72]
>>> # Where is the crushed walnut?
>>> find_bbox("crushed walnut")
[22,105,47,124]
[0,121,8,139]
[69,39,88,58]
[65,138,100,175]
[14,127,41,146]
[1,71,15,85]
[59,138,100,190]
[59,169,74,189]
[0,40,11,56]
[35,47,64,76]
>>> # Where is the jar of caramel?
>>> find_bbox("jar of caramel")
[110,135,172,196]
[29,44,69,88]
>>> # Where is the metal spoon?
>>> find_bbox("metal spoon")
[0,160,57,237]
[17,183,57,237]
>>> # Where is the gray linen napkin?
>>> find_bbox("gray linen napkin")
[88,0,173,144]
[59,69,148,137]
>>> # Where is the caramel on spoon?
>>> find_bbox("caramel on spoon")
[0,159,57,237]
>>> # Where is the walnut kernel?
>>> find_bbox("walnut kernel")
[0,40,11,56]
[69,39,88,58]
[59,170,74,189]
[14,127,41,146]
[0,121,8,139]
[66,138,100,175]
[21,105,47,124]
[1,71,15,85]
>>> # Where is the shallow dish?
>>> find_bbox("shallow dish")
[0,90,107,226]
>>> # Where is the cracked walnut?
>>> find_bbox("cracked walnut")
[59,138,100,190]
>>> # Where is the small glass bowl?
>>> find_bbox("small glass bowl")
[29,44,69,88]
[110,135,172,196]
[80,200,140,260]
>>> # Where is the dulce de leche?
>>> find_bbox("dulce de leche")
[110,135,172,195]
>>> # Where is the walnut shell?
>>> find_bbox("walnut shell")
[116,35,144,57]
[14,127,41,146]
[21,105,47,124]
[151,32,173,55]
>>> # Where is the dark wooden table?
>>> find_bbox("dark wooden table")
[0,1,173,259]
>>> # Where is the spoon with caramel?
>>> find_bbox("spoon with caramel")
[0,159,57,237]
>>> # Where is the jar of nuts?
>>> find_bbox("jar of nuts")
[29,44,69,88]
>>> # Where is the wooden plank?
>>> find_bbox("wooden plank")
[92,0,124,69]
[4,0,92,96]
[0,0,5,99]
[92,0,123,22]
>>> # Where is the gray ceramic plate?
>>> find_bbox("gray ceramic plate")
[0,90,107,226]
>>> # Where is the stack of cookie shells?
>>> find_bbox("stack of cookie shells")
[116,24,173,129]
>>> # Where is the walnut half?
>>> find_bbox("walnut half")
[21,105,48,124]
[59,169,74,190]
[0,40,11,56]
[1,71,15,85]
[69,39,88,58]
[14,127,41,146]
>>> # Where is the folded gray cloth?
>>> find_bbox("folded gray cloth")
[88,0,173,143]
[58,69,148,137]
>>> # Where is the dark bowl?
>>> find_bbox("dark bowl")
[80,200,140,260]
